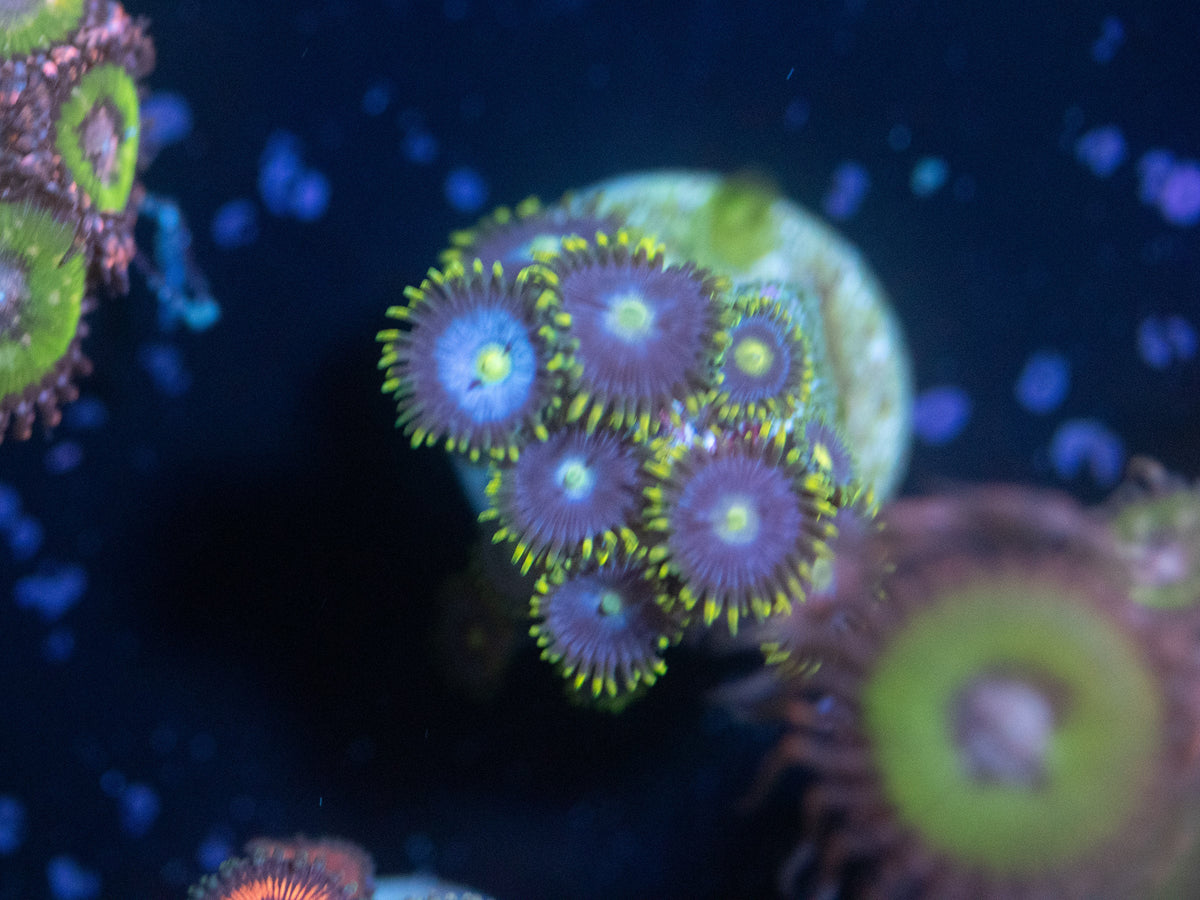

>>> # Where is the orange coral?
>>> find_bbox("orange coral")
[243,835,374,900]
[188,835,374,900]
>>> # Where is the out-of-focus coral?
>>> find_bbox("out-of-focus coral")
[188,836,500,900]
[373,874,494,900]
[0,201,94,441]
[0,0,154,292]
[189,834,374,900]
[1,1,218,444]
[379,170,912,706]
[729,484,1200,899]
[1102,455,1200,615]
[0,0,152,441]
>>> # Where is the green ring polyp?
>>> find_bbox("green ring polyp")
[1112,492,1200,610]
[862,577,1164,873]
[55,63,141,213]
[0,202,87,397]
[0,0,86,58]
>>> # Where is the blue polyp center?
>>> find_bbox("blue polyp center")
[733,336,774,377]
[555,455,595,501]
[435,306,537,423]
[604,290,655,343]
[711,493,760,545]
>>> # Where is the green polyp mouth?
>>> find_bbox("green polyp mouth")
[711,494,760,546]
[862,576,1164,874]
[555,457,595,500]
[474,342,512,385]
[598,588,623,618]
[605,291,654,342]
[733,335,773,377]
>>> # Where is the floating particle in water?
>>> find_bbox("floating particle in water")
[913,384,971,445]
[0,796,26,855]
[64,397,109,431]
[288,169,331,222]
[402,126,439,164]
[258,131,304,216]
[910,156,949,197]
[1015,350,1070,414]
[444,166,489,214]
[1156,160,1200,226]
[140,91,193,151]
[6,516,44,561]
[197,831,236,872]
[783,98,809,131]
[45,440,84,475]
[1137,314,1198,370]
[138,194,222,333]
[1049,418,1124,488]
[361,79,393,115]
[119,782,161,838]
[47,855,101,900]
[1138,318,1173,370]
[210,199,260,249]
[823,161,870,221]
[14,563,88,623]
[1091,15,1125,64]
[1165,315,1199,359]
[257,131,330,221]
[0,483,19,531]
[1074,124,1126,178]
[1137,149,1176,205]
[138,342,192,398]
